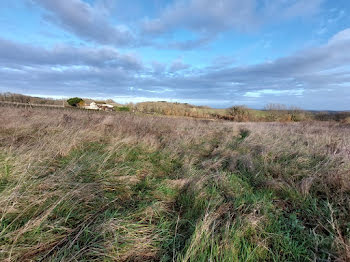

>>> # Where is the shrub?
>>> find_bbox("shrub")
[67,97,83,107]
[226,106,251,121]
[114,106,130,112]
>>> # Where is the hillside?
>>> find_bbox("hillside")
[0,106,349,261]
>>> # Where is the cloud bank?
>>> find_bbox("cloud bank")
[1,26,349,109]
[33,0,323,49]
[0,0,348,109]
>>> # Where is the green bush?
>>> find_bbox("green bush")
[114,106,130,112]
[67,97,83,107]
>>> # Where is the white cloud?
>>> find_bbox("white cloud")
[329,28,350,44]
[33,0,134,46]
[0,38,143,70]
[1,27,350,110]
[32,0,324,50]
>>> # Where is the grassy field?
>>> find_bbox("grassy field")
[0,106,349,261]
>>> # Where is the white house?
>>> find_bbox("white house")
[84,102,100,110]
[84,102,114,111]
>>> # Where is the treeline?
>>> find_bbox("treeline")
[0,93,120,108]
[0,93,66,106]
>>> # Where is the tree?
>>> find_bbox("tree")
[67,97,83,107]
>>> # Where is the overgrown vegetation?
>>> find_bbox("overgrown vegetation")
[1,93,349,123]
[0,106,349,261]
[134,101,217,118]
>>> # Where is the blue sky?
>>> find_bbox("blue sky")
[0,0,349,109]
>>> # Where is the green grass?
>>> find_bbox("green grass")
[0,107,349,261]
[0,155,11,194]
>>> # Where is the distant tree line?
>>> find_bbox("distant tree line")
[0,93,66,106]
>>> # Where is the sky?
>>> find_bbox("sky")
[0,0,349,109]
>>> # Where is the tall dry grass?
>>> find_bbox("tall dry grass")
[0,106,349,261]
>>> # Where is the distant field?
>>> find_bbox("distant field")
[0,107,349,261]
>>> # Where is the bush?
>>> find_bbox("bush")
[67,97,83,107]
[226,106,251,121]
[114,106,130,112]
